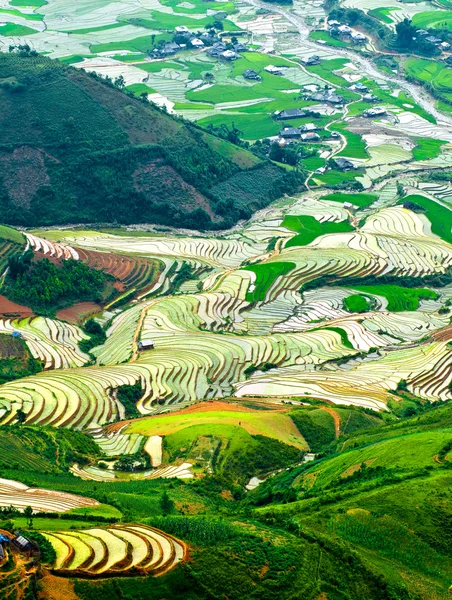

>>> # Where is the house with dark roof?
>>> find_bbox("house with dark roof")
[334,157,355,170]
[243,69,261,80]
[301,55,321,66]
[139,339,155,351]
[277,108,307,120]
[279,127,301,138]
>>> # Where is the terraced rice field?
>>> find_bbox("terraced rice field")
[0,477,99,513]
[42,524,186,577]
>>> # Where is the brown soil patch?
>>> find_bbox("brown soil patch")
[56,302,101,324]
[320,406,341,438]
[341,459,375,479]
[38,571,80,600]
[0,147,49,207]
[221,490,233,501]
[0,294,33,317]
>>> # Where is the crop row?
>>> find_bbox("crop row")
[0,477,98,513]
[43,524,186,577]
[0,316,89,369]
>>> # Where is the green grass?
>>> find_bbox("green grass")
[399,194,452,244]
[0,224,25,244]
[10,0,46,5]
[244,261,295,301]
[67,504,122,519]
[125,82,157,96]
[58,54,92,65]
[305,429,451,490]
[64,22,126,35]
[199,114,280,140]
[282,215,353,248]
[302,155,324,171]
[126,409,307,449]
[0,7,43,20]
[412,10,452,30]
[0,23,38,36]
[322,326,354,349]
[368,7,398,24]
[412,137,446,161]
[314,169,360,186]
[404,58,452,106]
[91,34,171,54]
[320,192,378,208]
[201,133,262,168]
[305,58,349,87]
[309,30,348,47]
[13,517,107,531]
[331,123,368,159]
[349,284,438,311]
[126,13,239,32]
[343,294,372,313]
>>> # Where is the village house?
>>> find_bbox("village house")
[206,42,226,57]
[301,132,320,141]
[349,82,368,93]
[243,69,261,80]
[440,41,451,51]
[234,42,248,52]
[337,25,352,35]
[343,201,355,210]
[351,31,367,44]
[300,123,320,132]
[363,106,387,117]
[138,339,155,351]
[222,49,238,60]
[265,65,283,75]
[334,157,355,170]
[277,108,307,120]
[190,38,204,48]
[363,93,378,102]
[328,20,341,28]
[279,127,301,138]
[175,25,189,33]
[301,55,321,66]
[445,55,452,65]
[311,91,345,105]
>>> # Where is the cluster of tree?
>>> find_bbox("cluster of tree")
[113,452,150,472]
[205,123,249,148]
[3,257,110,314]
[116,381,143,419]
[79,318,107,355]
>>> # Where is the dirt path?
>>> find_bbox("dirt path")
[320,406,341,438]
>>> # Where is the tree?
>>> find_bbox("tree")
[395,18,416,49]
[24,505,33,528]
[159,490,175,515]
[16,409,27,424]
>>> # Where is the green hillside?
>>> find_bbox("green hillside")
[0,52,302,230]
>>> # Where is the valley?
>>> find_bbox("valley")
[0,0,451,599]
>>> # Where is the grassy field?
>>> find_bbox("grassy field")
[309,30,348,47]
[126,407,307,449]
[412,10,452,30]
[404,58,452,104]
[331,123,368,159]
[282,215,353,248]
[400,194,452,244]
[320,192,378,208]
[305,59,349,87]
[244,262,295,301]
[0,23,38,36]
[314,169,361,186]
[349,284,438,311]
[343,294,372,313]
[368,7,399,24]
[412,137,446,160]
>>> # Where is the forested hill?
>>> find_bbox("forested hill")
[0,52,302,229]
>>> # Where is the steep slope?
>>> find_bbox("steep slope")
[0,52,302,229]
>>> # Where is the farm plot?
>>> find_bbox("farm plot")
[0,477,98,513]
[234,337,452,408]
[43,524,186,576]
[125,403,307,450]
[0,316,90,369]
[70,462,193,482]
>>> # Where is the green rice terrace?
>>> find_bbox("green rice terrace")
[0,0,451,598]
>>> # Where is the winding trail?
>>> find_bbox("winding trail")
[244,0,452,130]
